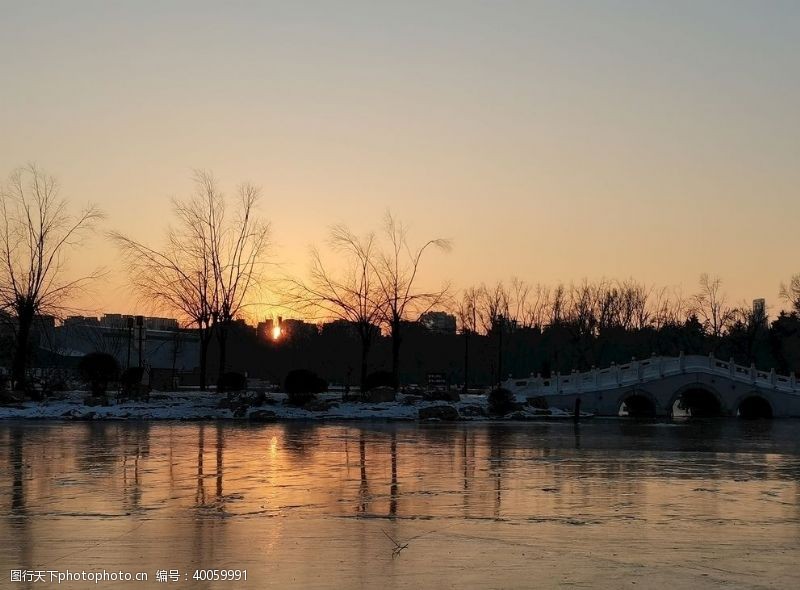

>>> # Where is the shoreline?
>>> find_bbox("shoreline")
[0,390,581,422]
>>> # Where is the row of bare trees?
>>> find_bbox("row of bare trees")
[0,165,449,394]
[453,274,774,386]
[0,166,272,392]
[454,274,760,338]
[113,178,451,393]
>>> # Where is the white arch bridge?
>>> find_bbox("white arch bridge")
[503,354,800,418]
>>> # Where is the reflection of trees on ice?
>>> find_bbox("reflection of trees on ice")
[196,424,205,506]
[358,433,369,515]
[389,432,398,519]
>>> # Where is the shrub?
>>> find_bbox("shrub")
[219,371,247,392]
[528,396,549,410]
[286,391,315,407]
[40,370,68,396]
[284,369,327,406]
[120,367,144,387]
[77,353,120,395]
[488,387,515,417]
[119,367,148,400]
[363,370,393,392]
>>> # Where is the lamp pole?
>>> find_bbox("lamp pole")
[136,315,144,368]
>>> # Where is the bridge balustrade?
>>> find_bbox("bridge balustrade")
[503,354,800,396]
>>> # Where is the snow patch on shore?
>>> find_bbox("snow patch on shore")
[0,390,578,421]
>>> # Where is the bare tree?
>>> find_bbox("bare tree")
[568,280,597,337]
[780,274,800,314]
[112,171,270,391]
[564,280,600,369]
[595,281,622,333]
[479,282,510,386]
[650,286,688,329]
[456,287,480,394]
[523,284,550,330]
[286,225,383,394]
[111,215,215,389]
[0,164,103,392]
[618,279,651,331]
[188,172,270,389]
[508,278,533,329]
[728,303,767,362]
[549,284,567,326]
[692,273,734,344]
[374,213,450,391]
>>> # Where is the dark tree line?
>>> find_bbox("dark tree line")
[207,274,800,389]
[454,276,800,387]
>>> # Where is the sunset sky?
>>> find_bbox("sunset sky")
[2,1,799,319]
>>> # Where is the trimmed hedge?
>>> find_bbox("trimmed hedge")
[77,352,120,395]
[363,370,393,391]
[284,369,327,406]
[488,387,515,416]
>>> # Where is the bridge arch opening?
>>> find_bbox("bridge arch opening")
[672,387,722,418]
[619,394,656,418]
[737,396,772,419]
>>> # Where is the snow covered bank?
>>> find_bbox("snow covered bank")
[0,390,582,421]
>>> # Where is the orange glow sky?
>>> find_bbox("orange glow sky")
[2,2,799,320]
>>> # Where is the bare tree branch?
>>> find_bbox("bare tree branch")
[0,164,103,391]
[110,171,270,390]
[373,212,451,390]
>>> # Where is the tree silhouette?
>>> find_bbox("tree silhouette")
[111,171,270,390]
[374,213,450,391]
[0,164,103,392]
[190,172,270,390]
[692,273,734,349]
[456,287,480,394]
[780,274,800,314]
[287,224,383,395]
[479,282,510,386]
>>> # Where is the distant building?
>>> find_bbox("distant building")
[281,319,318,340]
[63,314,179,331]
[753,299,767,327]
[33,315,57,349]
[54,314,197,371]
[319,319,379,339]
[419,311,457,335]
[0,313,57,357]
[63,315,101,328]
[320,319,357,338]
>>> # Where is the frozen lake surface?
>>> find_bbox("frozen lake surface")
[1,420,799,588]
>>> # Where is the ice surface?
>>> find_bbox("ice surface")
[0,420,799,589]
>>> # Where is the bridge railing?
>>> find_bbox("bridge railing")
[505,354,800,396]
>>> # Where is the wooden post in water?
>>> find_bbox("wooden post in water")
[573,397,582,422]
